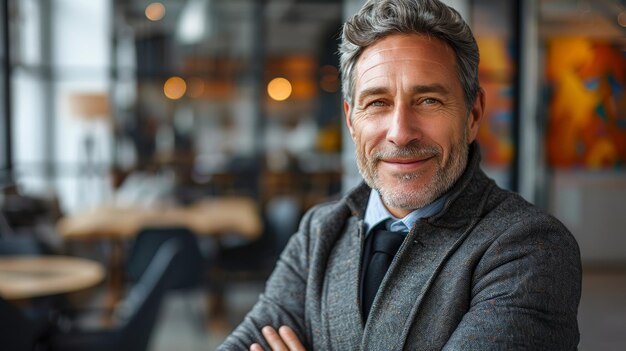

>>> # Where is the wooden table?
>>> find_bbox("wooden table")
[0,256,105,301]
[56,196,263,240]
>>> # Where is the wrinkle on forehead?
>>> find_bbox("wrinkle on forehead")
[354,35,458,93]
[360,44,450,62]
[358,35,453,64]
[358,58,452,86]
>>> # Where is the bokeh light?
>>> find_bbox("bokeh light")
[163,76,187,100]
[267,77,292,101]
[145,2,166,21]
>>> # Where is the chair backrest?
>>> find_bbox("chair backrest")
[265,196,300,254]
[0,296,36,351]
[126,227,204,290]
[0,236,45,256]
[114,238,182,351]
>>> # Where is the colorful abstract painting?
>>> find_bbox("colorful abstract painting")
[546,38,626,169]
[477,37,515,167]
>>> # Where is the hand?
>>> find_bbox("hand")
[249,325,306,351]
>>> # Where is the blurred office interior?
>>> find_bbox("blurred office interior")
[0,0,624,350]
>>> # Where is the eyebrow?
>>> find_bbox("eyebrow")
[411,84,449,95]
[356,84,450,105]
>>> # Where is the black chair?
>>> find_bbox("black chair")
[126,226,207,333]
[47,238,184,351]
[0,236,47,256]
[206,197,299,327]
[125,227,204,291]
[0,296,38,351]
[215,196,300,277]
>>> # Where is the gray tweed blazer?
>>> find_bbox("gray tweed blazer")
[219,144,581,350]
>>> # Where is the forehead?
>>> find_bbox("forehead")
[354,34,458,87]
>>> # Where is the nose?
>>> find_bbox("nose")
[386,104,421,146]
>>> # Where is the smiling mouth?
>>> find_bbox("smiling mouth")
[383,155,435,164]
[380,156,435,170]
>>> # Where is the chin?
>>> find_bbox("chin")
[376,174,437,210]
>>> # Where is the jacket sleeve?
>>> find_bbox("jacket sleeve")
[217,207,317,350]
[443,216,582,351]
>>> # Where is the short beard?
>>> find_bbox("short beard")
[355,138,469,211]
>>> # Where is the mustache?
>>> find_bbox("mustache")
[372,144,441,161]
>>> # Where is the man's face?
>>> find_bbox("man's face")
[344,34,483,218]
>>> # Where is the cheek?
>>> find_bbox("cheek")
[420,121,463,157]
[355,136,374,160]
[353,120,386,154]
[421,122,451,144]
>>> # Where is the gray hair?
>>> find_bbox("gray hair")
[339,0,480,111]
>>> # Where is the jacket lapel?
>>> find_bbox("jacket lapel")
[321,215,365,350]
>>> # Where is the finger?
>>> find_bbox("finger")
[262,326,288,351]
[278,326,305,351]
[250,343,264,351]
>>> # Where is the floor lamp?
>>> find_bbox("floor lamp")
[66,93,110,209]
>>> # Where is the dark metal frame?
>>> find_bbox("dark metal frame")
[1,0,12,182]
[511,0,521,193]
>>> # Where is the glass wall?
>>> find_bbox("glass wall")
[0,0,7,177]
[6,0,112,212]
[4,0,344,217]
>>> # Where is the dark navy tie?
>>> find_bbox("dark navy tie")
[362,228,406,320]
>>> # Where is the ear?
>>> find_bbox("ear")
[344,100,356,140]
[466,87,485,143]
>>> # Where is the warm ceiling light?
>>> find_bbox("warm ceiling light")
[164,76,187,100]
[618,11,626,28]
[145,2,166,21]
[267,77,292,101]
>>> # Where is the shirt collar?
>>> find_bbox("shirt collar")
[363,189,450,236]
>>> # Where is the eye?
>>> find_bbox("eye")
[364,99,388,109]
[422,97,440,105]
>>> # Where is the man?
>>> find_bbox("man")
[219,0,581,349]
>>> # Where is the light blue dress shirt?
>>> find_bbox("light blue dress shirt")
[363,189,449,235]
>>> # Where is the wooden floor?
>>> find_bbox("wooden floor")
[152,282,263,351]
[578,269,626,350]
